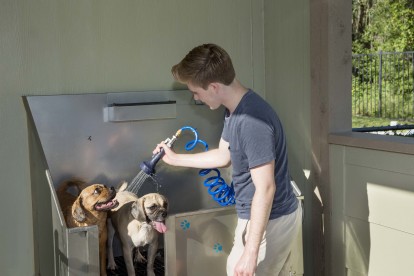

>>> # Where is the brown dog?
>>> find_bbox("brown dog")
[57,178,119,276]
[107,182,168,276]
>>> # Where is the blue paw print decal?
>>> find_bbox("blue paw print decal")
[213,243,223,253]
[180,219,190,230]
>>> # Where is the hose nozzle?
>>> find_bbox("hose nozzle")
[139,130,181,175]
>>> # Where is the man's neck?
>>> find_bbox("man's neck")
[221,79,249,113]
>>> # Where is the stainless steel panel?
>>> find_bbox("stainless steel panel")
[164,201,304,276]
[67,227,100,275]
[25,90,230,215]
[104,101,176,122]
[46,170,100,276]
[164,206,238,276]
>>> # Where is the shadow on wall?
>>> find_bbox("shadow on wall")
[306,149,372,276]
[344,180,370,275]
[346,172,414,275]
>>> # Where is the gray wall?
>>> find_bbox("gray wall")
[264,0,312,273]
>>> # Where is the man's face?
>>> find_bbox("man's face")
[187,82,221,110]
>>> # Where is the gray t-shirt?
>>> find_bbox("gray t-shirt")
[222,90,298,220]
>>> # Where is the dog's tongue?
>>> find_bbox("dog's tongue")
[153,221,167,233]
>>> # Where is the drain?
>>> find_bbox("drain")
[107,249,164,276]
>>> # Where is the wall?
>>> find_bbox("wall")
[309,0,353,274]
[330,145,414,276]
[0,1,265,275]
[263,0,312,274]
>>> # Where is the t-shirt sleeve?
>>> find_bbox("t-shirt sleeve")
[239,115,276,169]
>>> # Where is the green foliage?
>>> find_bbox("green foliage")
[353,0,414,53]
[368,0,414,51]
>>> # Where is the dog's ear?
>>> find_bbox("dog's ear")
[72,197,86,222]
[117,181,128,192]
[131,199,146,221]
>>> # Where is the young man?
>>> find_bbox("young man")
[154,43,302,276]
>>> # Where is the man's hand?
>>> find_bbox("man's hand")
[153,141,177,165]
[233,248,258,276]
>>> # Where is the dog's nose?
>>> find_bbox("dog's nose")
[110,187,115,191]
[162,212,167,218]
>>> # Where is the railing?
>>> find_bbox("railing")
[353,124,414,137]
[352,51,414,119]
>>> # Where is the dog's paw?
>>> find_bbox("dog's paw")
[134,250,146,263]
[107,260,117,270]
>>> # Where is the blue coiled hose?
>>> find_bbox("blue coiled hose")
[180,126,235,206]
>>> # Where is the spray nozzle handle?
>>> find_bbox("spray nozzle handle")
[140,130,181,176]
[150,133,176,160]
[151,147,165,163]
[163,129,181,147]
[164,137,176,147]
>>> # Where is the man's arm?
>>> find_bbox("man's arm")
[154,137,231,169]
[234,160,276,276]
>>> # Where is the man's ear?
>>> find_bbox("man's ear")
[131,199,146,221]
[72,198,86,222]
[208,82,220,93]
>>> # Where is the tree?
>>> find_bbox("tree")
[353,0,414,53]
[352,0,375,52]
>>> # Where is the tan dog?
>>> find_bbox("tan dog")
[57,178,119,276]
[107,182,168,276]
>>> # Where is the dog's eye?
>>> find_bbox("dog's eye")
[93,188,101,195]
[147,205,157,211]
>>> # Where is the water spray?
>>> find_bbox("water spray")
[125,130,181,194]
